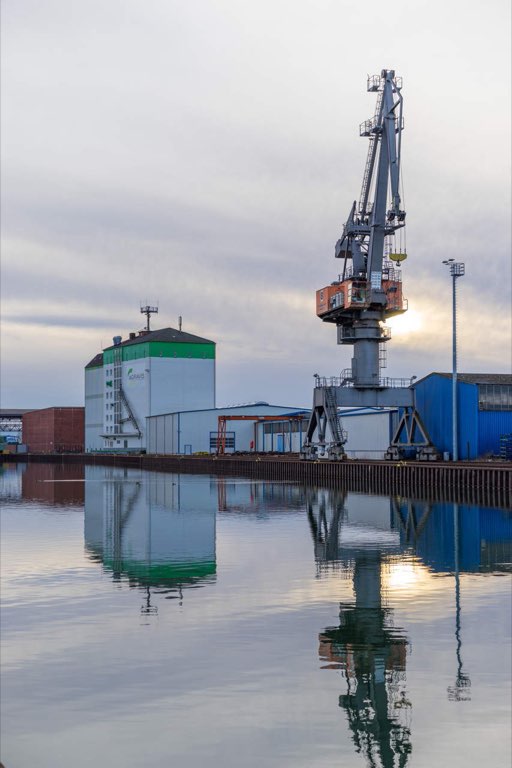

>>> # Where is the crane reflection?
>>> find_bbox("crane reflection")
[309,489,411,767]
[309,488,512,768]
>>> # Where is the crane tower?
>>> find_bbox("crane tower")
[302,70,436,460]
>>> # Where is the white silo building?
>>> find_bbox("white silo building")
[84,327,215,452]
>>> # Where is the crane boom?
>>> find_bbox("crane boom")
[319,69,407,389]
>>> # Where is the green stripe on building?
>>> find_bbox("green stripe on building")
[102,558,216,584]
[103,342,215,364]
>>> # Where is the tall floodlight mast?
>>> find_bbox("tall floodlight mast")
[302,71,437,460]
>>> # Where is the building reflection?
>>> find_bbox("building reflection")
[391,497,512,574]
[84,472,306,612]
[21,462,85,504]
[216,477,305,515]
[308,488,512,768]
[84,466,217,608]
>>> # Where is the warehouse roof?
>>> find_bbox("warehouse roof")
[147,404,309,418]
[416,372,512,386]
[103,327,215,350]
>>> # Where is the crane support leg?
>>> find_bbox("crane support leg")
[301,386,348,460]
[385,406,440,461]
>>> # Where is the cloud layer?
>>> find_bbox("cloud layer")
[2,0,511,408]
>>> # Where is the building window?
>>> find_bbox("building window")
[478,384,512,411]
[209,432,235,450]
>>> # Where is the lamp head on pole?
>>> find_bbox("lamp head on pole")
[442,259,465,278]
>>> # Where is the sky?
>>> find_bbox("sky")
[1,0,511,409]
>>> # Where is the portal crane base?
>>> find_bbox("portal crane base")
[301,383,439,461]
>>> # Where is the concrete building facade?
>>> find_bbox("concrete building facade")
[85,327,216,452]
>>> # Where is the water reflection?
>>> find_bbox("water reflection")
[392,497,512,573]
[308,489,512,768]
[2,463,511,767]
[216,477,305,515]
[310,490,411,767]
[21,463,85,505]
[447,503,471,703]
[84,467,217,606]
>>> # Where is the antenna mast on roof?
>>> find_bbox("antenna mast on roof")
[140,302,159,332]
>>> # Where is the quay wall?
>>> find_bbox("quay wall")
[3,453,511,510]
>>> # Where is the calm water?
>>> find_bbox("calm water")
[1,463,511,768]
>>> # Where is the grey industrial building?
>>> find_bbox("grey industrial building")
[85,327,216,452]
[147,404,309,455]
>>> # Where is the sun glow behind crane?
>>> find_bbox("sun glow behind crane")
[387,308,424,337]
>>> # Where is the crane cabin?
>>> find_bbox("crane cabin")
[316,260,407,323]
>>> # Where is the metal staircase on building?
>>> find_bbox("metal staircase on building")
[112,347,141,439]
[119,388,141,437]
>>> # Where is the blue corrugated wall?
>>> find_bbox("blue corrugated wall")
[414,375,478,458]
[413,374,511,459]
[478,410,512,456]
[413,374,451,453]
[458,381,479,459]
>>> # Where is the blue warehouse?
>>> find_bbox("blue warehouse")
[413,373,512,460]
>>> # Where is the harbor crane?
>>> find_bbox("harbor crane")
[302,70,436,460]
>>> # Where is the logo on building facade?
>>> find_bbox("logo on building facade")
[126,365,145,384]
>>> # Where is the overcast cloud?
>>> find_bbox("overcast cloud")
[1,0,511,408]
